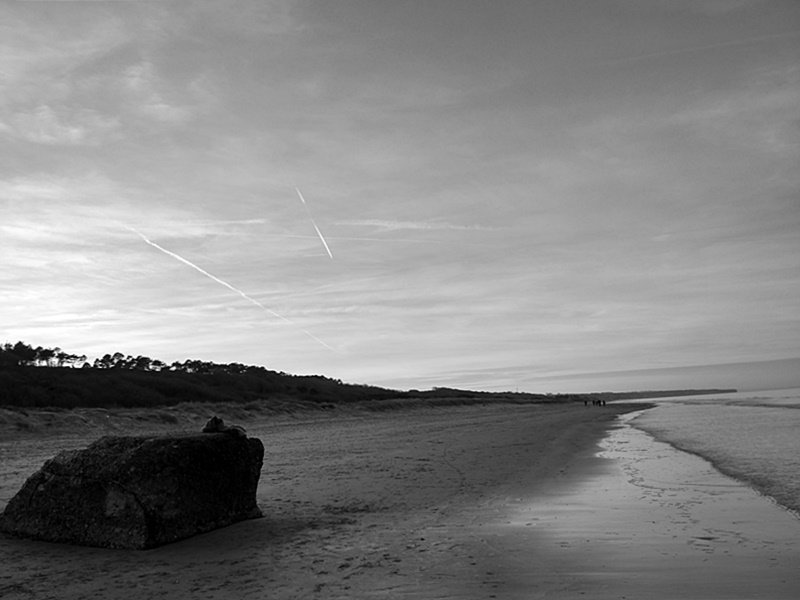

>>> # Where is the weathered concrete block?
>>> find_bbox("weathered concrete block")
[0,432,264,549]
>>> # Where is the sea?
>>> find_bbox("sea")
[619,387,800,517]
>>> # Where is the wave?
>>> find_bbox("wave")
[630,394,800,517]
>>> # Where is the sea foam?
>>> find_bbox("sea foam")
[630,388,800,516]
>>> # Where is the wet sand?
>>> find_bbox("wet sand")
[503,410,800,599]
[1,402,798,598]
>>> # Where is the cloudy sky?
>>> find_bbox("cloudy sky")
[2,0,799,392]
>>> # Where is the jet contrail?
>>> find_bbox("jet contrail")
[295,187,333,259]
[126,226,334,351]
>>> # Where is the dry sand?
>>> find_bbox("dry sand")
[1,402,798,599]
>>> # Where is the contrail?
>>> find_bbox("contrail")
[296,187,333,259]
[126,226,334,351]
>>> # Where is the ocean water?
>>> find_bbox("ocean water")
[626,387,800,517]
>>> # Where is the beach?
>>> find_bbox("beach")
[1,401,798,599]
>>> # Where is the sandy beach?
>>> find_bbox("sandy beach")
[1,402,798,599]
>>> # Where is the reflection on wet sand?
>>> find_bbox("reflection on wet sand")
[509,413,800,599]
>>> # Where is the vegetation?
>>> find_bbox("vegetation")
[0,341,735,410]
[0,341,402,408]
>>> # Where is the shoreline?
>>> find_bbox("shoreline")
[630,402,800,518]
[515,411,800,599]
[3,401,798,598]
[633,415,800,520]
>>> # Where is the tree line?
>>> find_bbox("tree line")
[0,340,387,409]
[0,341,295,377]
[1,341,87,368]
[1,340,735,411]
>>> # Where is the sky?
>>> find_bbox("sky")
[2,0,799,393]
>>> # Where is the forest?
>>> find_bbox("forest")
[0,341,735,409]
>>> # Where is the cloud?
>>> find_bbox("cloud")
[180,0,303,37]
[602,30,800,65]
[1,171,315,362]
[4,104,120,145]
[574,62,800,181]
[123,61,195,123]
[337,219,496,232]
[0,7,129,100]
[0,5,210,150]
[16,1,145,3]
[0,173,216,246]
[615,0,768,16]
[666,66,800,153]
[3,1,798,389]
